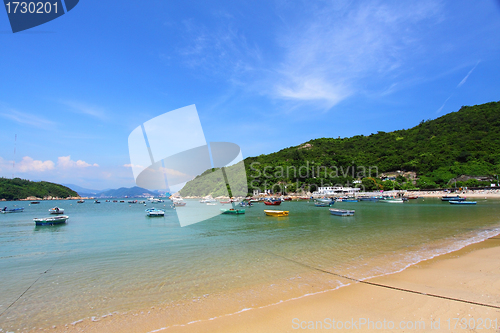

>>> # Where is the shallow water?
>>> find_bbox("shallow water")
[0,198,499,330]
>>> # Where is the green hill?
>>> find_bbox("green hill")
[183,101,500,195]
[0,178,78,200]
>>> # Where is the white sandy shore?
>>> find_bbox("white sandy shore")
[42,236,500,333]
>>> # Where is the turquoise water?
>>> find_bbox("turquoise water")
[0,198,499,330]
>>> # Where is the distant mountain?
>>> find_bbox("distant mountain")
[0,178,78,200]
[97,186,161,198]
[62,183,101,196]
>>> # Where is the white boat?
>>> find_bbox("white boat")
[34,215,69,226]
[380,198,404,203]
[49,207,64,214]
[146,208,165,217]
[329,208,355,216]
[200,196,217,203]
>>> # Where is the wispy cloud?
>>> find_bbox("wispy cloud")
[437,94,453,114]
[0,108,56,129]
[268,0,443,110]
[59,100,108,121]
[175,16,262,79]
[457,61,480,87]
[437,61,480,113]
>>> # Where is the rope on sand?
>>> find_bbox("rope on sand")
[256,248,500,310]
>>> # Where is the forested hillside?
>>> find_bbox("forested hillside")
[0,178,78,200]
[181,101,500,195]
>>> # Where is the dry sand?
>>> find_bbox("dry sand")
[45,236,500,333]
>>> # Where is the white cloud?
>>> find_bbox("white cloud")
[269,0,443,109]
[0,109,56,129]
[17,156,55,172]
[57,156,99,169]
[457,61,480,88]
[59,100,108,120]
[124,163,145,169]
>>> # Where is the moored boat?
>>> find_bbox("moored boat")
[264,210,289,217]
[316,198,335,203]
[329,208,355,216]
[146,208,165,216]
[220,208,245,215]
[34,215,69,226]
[441,196,465,201]
[359,196,383,201]
[264,199,281,206]
[1,207,24,213]
[314,201,334,207]
[31,201,40,204]
[49,207,64,214]
[77,200,85,203]
[449,200,477,205]
[380,198,404,203]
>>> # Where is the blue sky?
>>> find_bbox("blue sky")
[1,0,499,190]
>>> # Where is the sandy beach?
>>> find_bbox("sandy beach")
[43,235,500,333]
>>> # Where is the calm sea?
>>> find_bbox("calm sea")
[0,198,499,330]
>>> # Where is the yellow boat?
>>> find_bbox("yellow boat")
[264,210,289,217]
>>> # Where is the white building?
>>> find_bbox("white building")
[316,186,360,195]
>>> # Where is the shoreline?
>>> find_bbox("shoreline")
[40,232,500,332]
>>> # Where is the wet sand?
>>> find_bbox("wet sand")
[43,236,500,333]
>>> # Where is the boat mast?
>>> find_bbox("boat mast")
[12,134,16,179]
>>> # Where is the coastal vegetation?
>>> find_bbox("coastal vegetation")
[180,101,500,196]
[0,178,78,200]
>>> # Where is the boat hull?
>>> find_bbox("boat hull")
[264,201,281,206]
[449,201,476,205]
[220,209,245,215]
[380,199,404,203]
[34,215,69,226]
[1,208,24,213]
[329,209,355,216]
[146,208,165,216]
[441,196,465,201]
[264,210,289,217]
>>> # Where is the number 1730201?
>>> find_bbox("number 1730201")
[5,2,58,14]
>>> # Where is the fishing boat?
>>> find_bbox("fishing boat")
[316,198,335,203]
[1,207,24,214]
[77,200,85,203]
[220,208,245,215]
[314,201,334,207]
[449,201,477,205]
[34,215,69,226]
[342,198,358,202]
[264,199,281,206]
[239,201,253,207]
[31,201,40,204]
[358,196,382,201]
[380,198,404,203]
[264,210,289,217]
[329,208,355,216]
[145,208,165,216]
[49,207,64,215]
[406,196,419,199]
[441,196,465,201]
